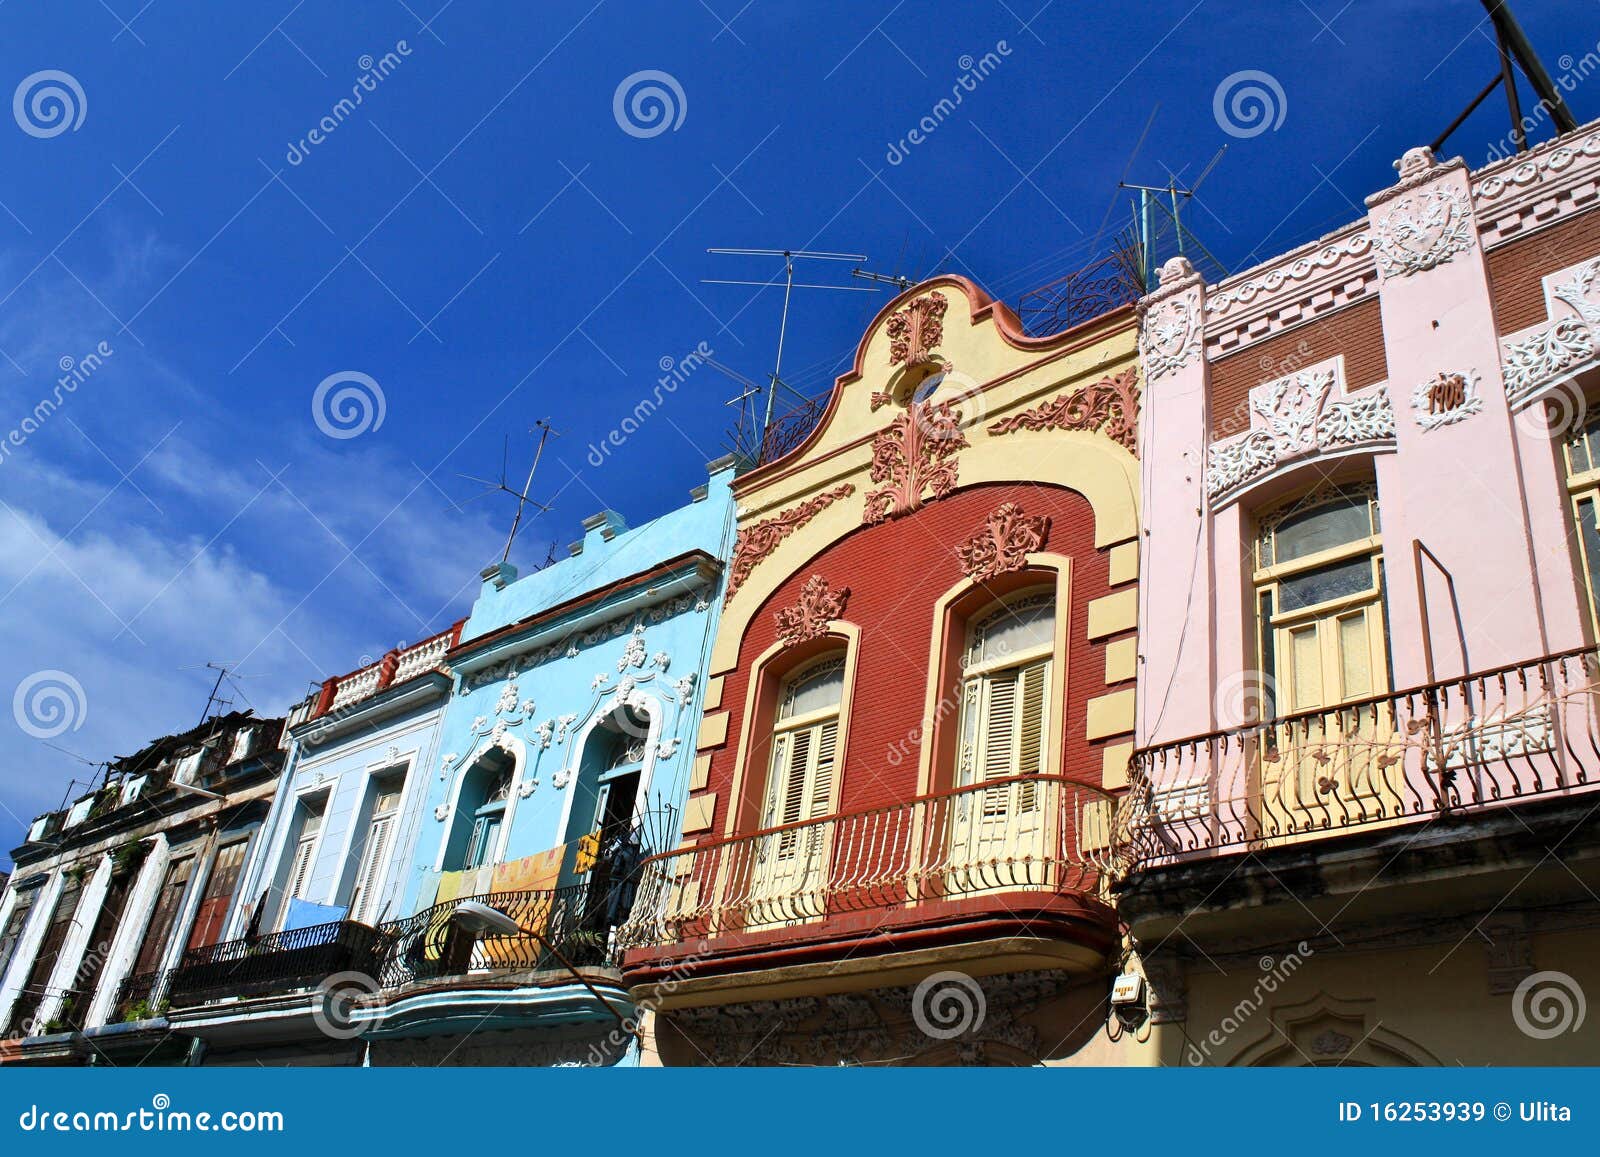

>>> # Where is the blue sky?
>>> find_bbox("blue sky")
[0,0,1591,865]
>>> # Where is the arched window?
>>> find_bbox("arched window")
[761,655,845,839]
[443,754,514,874]
[957,590,1054,791]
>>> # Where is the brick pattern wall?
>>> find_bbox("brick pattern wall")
[1208,298,1389,441]
[1486,207,1600,334]
[700,482,1123,833]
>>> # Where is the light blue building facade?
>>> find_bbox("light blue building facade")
[355,457,738,1065]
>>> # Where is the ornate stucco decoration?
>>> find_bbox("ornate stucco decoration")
[774,575,850,648]
[862,399,968,524]
[987,366,1140,453]
[1473,125,1600,203]
[957,503,1050,582]
[1205,360,1395,501]
[724,483,856,602]
[1410,369,1482,431]
[1138,257,1203,379]
[1551,256,1600,327]
[1501,317,1595,409]
[460,591,707,692]
[1205,232,1373,317]
[886,292,948,368]
[1367,151,1474,280]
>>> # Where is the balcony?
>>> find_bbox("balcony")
[357,883,631,1038]
[310,622,464,722]
[618,775,1118,1002]
[163,919,384,1010]
[1119,648,1600,872]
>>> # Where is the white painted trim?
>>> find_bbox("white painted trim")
[432,732,527,872]
[556,693,664,843]
[34,856,112,1027]
[0,872,64,1029]
[326,750,415,917]
[84,836,169,1029]
[155,836,214,976]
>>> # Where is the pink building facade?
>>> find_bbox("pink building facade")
[1118,124,1600,1066]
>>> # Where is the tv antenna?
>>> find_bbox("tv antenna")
[703,249,878,462]
[458,420,562,565]
[1120,145,1228,290]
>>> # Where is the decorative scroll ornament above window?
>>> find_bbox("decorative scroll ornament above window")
[1501,317,1595,409]
[862,399,968,524]
[1552,256,1600,327]
[724,483,855,602]
[957,503,1051,582]
[774,574,850,648]
[987,366,1140,454]
[1410,369,1482,431]
[1370,185,1474,279]
[1138,258,1202,379]
[1205,359,1395,502]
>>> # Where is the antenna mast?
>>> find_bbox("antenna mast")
[703,248,877,460]
[458,420,562,565]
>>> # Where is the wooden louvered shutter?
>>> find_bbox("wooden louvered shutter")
[1016,660,1049,810]
[808,721,838,819]
[982,670,1019,777]
[288,835,317,902]
[186,842,246,950]
[349,809,395,925]
[776,727,813,858]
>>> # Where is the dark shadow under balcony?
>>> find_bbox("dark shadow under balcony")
[618,775,1119,1005]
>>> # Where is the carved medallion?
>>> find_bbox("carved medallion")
[774,575,850,647]
[1371,186,1473,278]
[862,399,968,524]
[886,292,948,367]
[957,503,1051,581]
[988,366,1140,453]
[725,483,855,601]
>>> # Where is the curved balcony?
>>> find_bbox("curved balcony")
[357,883,631,1039]
[618,775,1118,1003]
[1119,648,1600,872]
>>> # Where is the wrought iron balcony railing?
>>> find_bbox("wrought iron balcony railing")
[374,882,615,989]
[112,968,170,1022]
[1016,253,1142,337]
[1119,647,1600,870]
[617,774,1117,950]
[164,919,384,1009]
